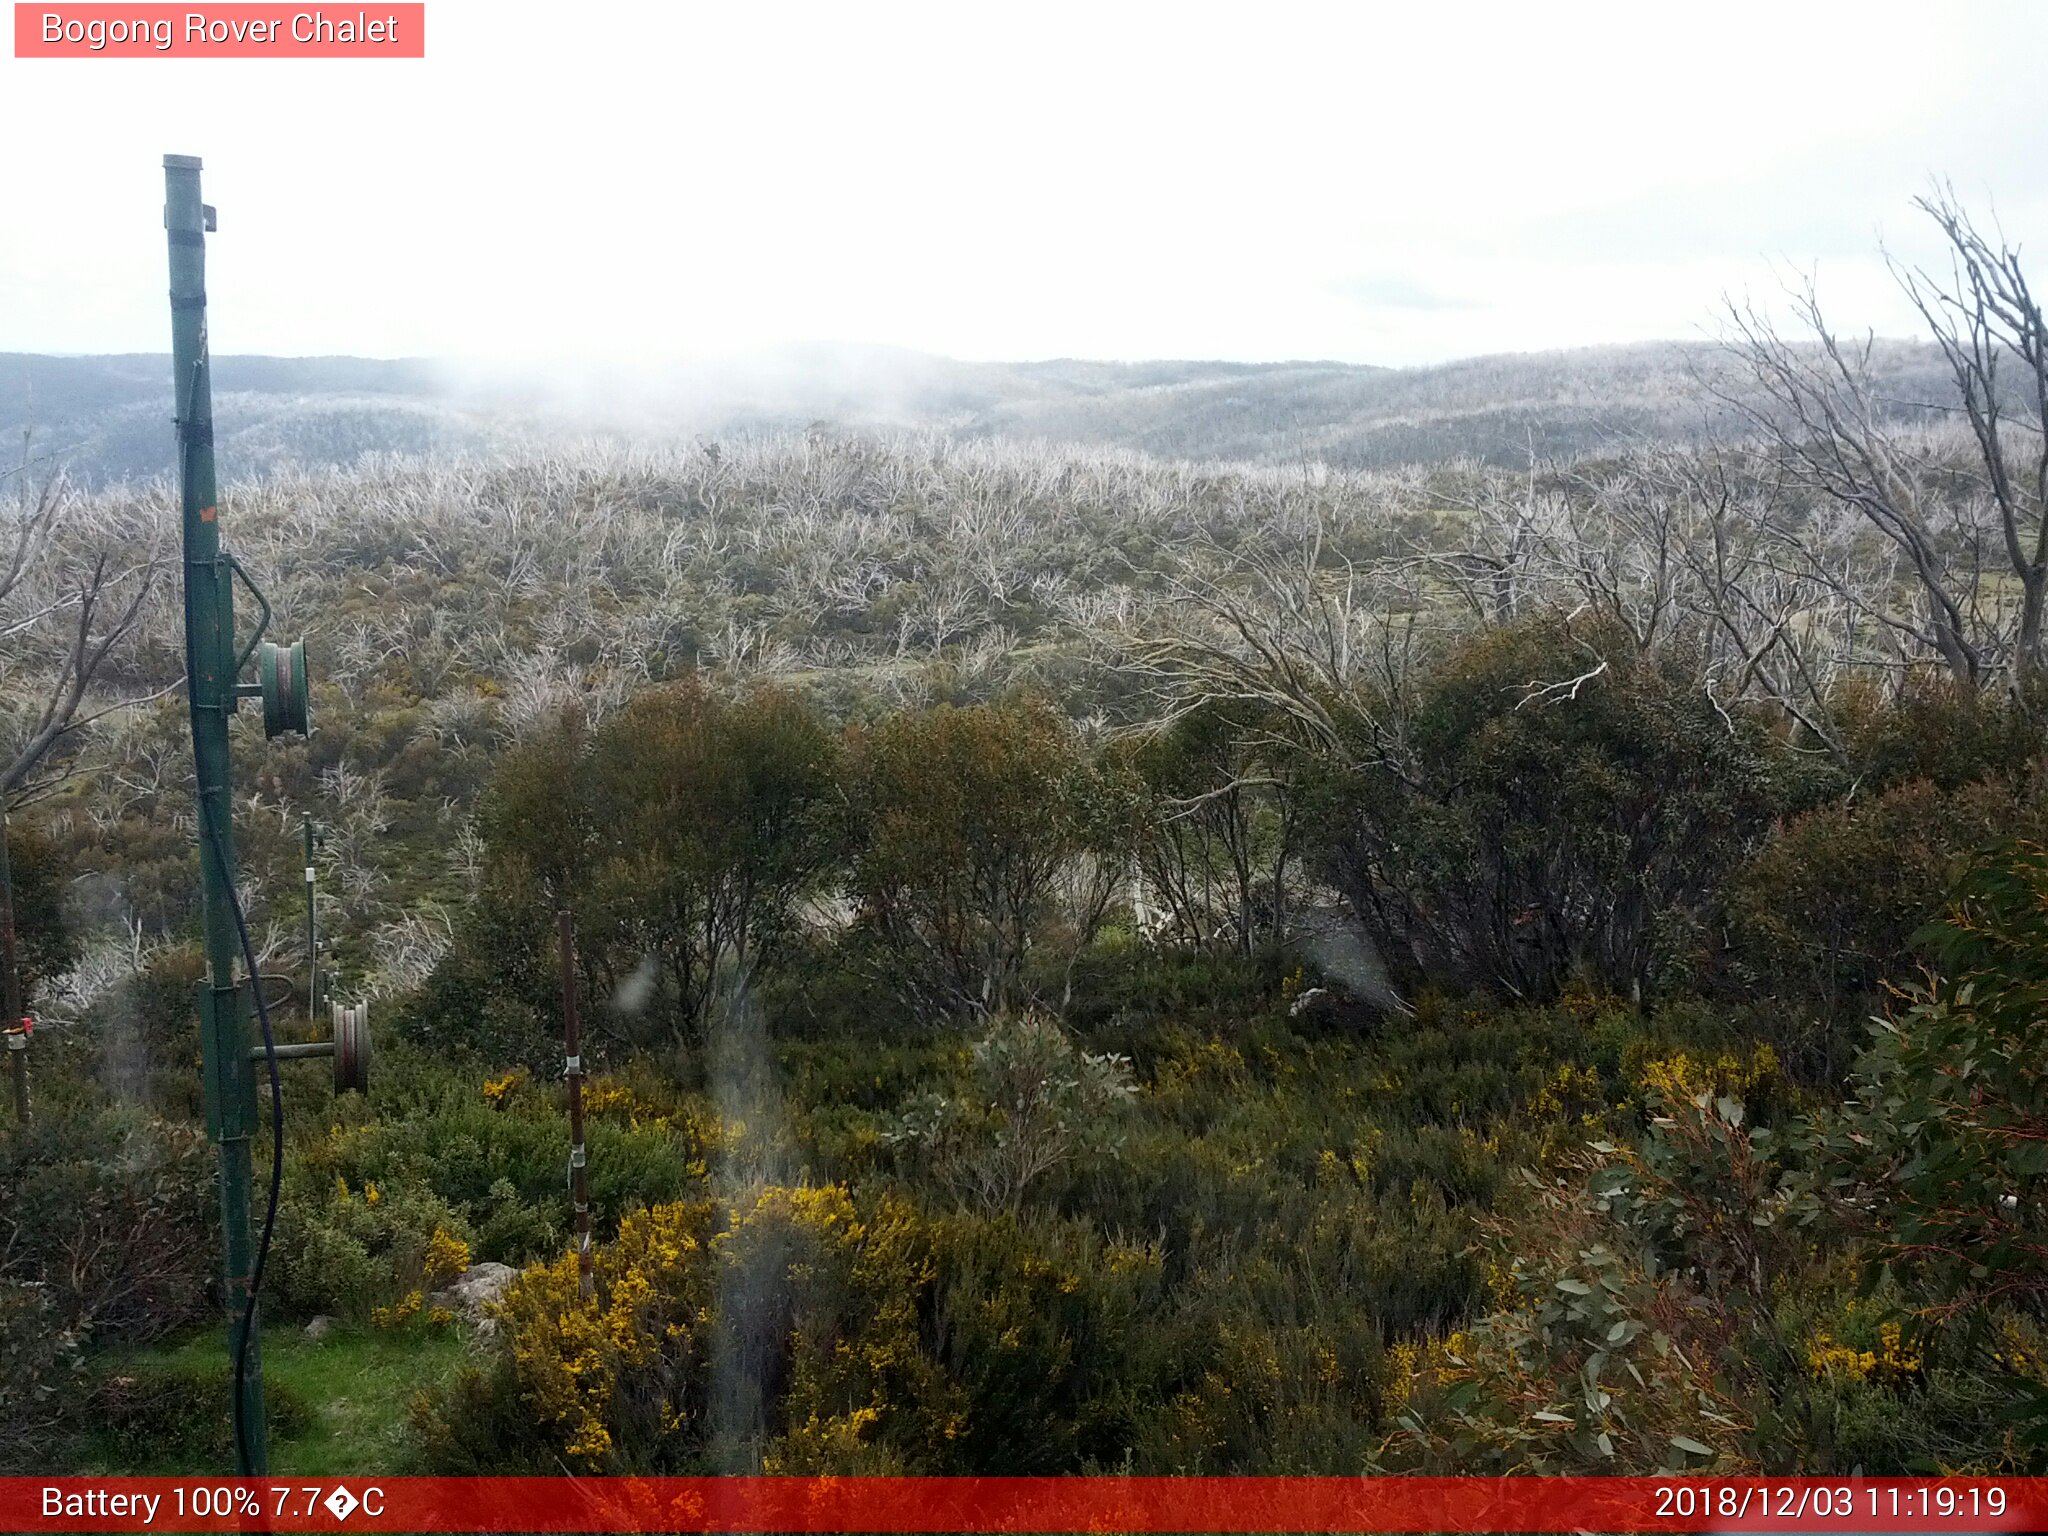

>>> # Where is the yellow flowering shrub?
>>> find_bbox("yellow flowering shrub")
[1152,1036,1248,1103]
[575,1063,711,1132]
[1378,1333,1470,1415]
[1529,1062,1604,1124]
[490,1185,945,1472]
[578,1079,642,1119]
[765,1405,900,1473]
[1991,1314,2046,1380]
[1633,1043,1781,1113]
[373,1289,424,1330]
[740,1185,970,1471]
[499,1198,715,1470]
[1150,1305,1382,1472]
[424,1227,472,1288]
[1805,1303,1922,1388]
[437,1182,1180,1475]
[1382,1340,1420,1408]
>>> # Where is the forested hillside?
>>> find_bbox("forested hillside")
[4,337,1960,486]
[4,192,2047,1480]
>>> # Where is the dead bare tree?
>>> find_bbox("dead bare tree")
[1610,446,1865,759]
[1893,184,2048,679]
[1119,521,1436,776]
[1,467,164,799]
[1715,186,2048,690]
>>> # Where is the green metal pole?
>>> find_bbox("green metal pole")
[165,152,267,1474]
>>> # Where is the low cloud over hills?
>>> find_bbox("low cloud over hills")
[3,339,1957,486]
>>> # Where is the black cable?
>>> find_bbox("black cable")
[203,812,285,1477]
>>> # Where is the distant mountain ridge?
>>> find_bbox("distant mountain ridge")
[0,340,1956,486]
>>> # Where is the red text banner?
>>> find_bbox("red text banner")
[1,1477,2043,1533]
[13,5,424,57]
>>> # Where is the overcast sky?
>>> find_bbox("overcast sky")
[4,0,2046,368]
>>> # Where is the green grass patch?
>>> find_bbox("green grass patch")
[83,1323,475,1476]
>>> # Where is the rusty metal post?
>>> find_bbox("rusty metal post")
[5,1026,26,1126]
[0,791,20,1032]
[558,910,594,1301]
[304,816,320,1018]
[0,789,24,1125]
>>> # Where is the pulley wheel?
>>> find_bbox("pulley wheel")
[261,638,311,739]
[332,1001,370,1095]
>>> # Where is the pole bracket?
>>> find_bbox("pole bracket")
[225,553,271,677]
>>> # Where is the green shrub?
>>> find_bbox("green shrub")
[2,815,78,1004]
[1828,841,2048,1449]
[417,681,847,1056]
[1115,701,1301,956]
[269,1168,475,1322]
[91,1357,312,1468]
[295,1063,709,1267]
[1729,775,2048,1080]
[847,696,1131,1018]
[400,899,559,1069]
[75,943,208,1116]
[1376,942,2048,1477]
[1834,675,2047,796]
[883,1011,1136,1213]
[1308,614,1782,1002]
[0,1108,215,1340]
[0,1281,85,1473]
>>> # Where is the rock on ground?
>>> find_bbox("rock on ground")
[426,1261,520,1330]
